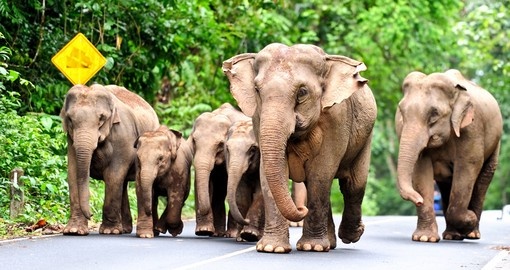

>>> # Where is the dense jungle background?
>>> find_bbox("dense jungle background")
[1,0,509,237]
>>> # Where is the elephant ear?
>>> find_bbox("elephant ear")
[99,101,121,142]
[446,70,475,137]
[322,55,369,110]
[222,53,257,117]
[169,128,183,160]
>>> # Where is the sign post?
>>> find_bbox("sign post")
[51,33,106,85]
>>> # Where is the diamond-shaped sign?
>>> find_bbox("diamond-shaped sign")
[51,33,106,85]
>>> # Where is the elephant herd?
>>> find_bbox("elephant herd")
[59,43,503,253]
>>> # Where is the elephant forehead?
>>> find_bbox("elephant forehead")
[256,45,325,75]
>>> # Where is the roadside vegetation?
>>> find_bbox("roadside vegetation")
[1,0,509,239]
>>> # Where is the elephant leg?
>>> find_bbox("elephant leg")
[296,178,333,252]
[211,167,228,237]
[194,181,215,236]
[444,157,484,240]
[412,156,440,242]
[338,144,370,244]
[99,167,129,234]
[466,151,498,239]
[256,161,291,253]
[121,180,133,233]
[290,182,306,227]
[63,151,89,235]
[161,187,186,237]
[240,186,264,242]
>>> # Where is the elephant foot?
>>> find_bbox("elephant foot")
[212,229,226,237]
[166,221,184,237]
[195,225,215,236]
[465,229,481,240]
[256,234,291,253]
[137,230,155,238]
[63,219,89,236]
[289,220,304,227]
[99,223,123,235]
[225,228,238,238]
[122,224,133,234]
[338,221,365,244]
[442,228,465,241]
[240,226,262,242]
[412,228,440,242]
[296,236,330,252]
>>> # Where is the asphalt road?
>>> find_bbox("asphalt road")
[1,211,509,270]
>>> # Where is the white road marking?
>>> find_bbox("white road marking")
[482,250,510,270]
[173,246,257,270]
[174,217,407,269]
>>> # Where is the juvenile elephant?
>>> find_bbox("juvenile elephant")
[395,69,502,242]
[190,103,249,236]
[223,43,377,253]
[224,119,264,242]
[60,84,159,235]
[134,125,192,238]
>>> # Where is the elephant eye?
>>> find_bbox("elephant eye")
[98,114,107,126]
[428,108,440,125]
[297,87,308,103]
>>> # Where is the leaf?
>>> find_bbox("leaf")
[40,116,53,132]
[8,70,19,82]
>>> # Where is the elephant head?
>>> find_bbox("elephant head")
[395,69,475,206]
[225,119,260,225]
[190,112,232,217]
[60,84,121,219]
[223,43,369,222]
[135,125,182,217]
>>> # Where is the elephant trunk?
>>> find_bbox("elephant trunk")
[259,108,308,222]
[226,160,249,225]
[73,131,98,219]
[396,126,427,206]
[194,159,214,216]
[138,166,157,216]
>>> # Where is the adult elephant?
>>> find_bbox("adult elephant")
[134,125,192,238]
[395,69,502,242]
[223,43,377,253]
[224,119,264,242]
[190,104,249,237]
[60,84,159,235]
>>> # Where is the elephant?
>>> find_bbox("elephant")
[189,103,250,237]
[223,43,377,253]
[290,182,307,227]
[395,69,502,242]
[134,125,192,238]
[60,84,160,235]
[224,119,265,242]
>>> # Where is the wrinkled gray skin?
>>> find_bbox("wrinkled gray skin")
[224,119,264,242]
[190,103,250,237]
[223,43,377,253]
[395,69,502,242]
[134,125,192,238]
[60,84,159,235]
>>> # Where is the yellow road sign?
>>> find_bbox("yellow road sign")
[51,33,106,85]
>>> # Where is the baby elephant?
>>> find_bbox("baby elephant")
[225,119,264,242]
[134,125,193,238]
[396,69,502,242]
